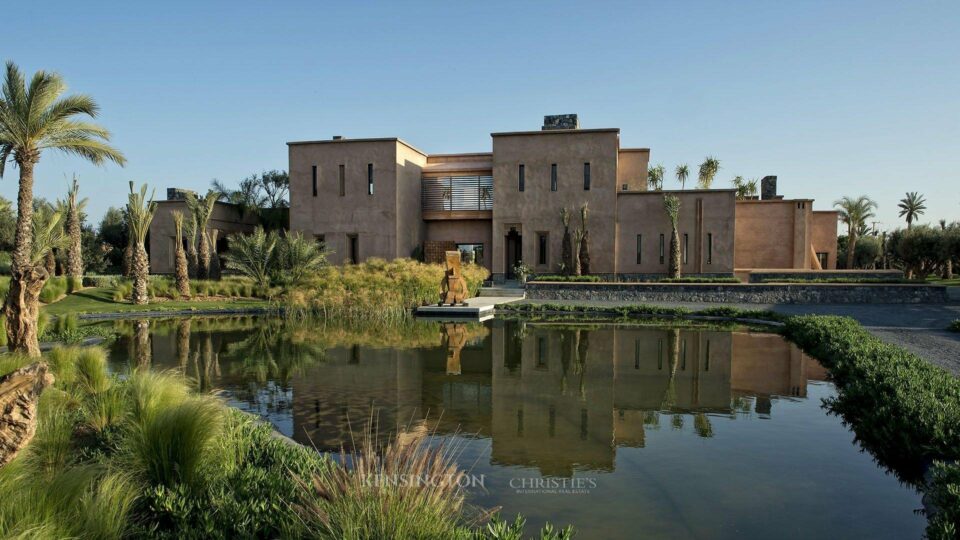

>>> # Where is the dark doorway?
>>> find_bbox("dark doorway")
[505,228,522,279]
[348,234,358,264]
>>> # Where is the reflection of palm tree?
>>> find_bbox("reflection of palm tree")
[133,320,151,370]
[694,413,713,437]
[176,319,191,370]
[660,329,680,410]
[224,320,327,387]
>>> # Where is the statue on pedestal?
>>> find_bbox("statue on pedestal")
[439,250,469,306]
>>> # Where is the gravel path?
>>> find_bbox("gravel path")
[519,298,960,375]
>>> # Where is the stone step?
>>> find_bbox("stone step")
[478,287,525,298]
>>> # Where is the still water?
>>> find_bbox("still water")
[105,316,925,539]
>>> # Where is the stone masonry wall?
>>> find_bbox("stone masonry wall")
[525,282,948,304]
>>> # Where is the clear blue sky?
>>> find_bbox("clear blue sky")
[4,0,958,230]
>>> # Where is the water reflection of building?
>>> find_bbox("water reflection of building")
[114,318,826,477]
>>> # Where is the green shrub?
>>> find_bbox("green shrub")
[39,276,69,303]
[83,274,122,288]
[0,252,10,274]
[656,276,741,283]
[927,461,960,539]
[530,274,602,282]
[949,319,960,333]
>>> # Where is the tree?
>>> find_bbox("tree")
[663,194,681,278]
[675,164,689,190]
[647,164,665,191]
[897,192,926,230]
[0,61,125,355]
[208,229,222,280]
[941,219,954,279]
[62,175,87,280]
[578,203,590,275]
[697,157,720,189]
[732,176,758,200]
[0,196,14,251]
[97,206,127,271]
[275,231,327,286]
[126,182,157,305]
[81,224,108,274]
[224,227,277,290]
[186,190,218,279]
[184,212,199,278]
[213,170,290,217]
[171,210,190,297]
[834,195,877,270]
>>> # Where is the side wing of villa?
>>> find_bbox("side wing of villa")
[285,115,838,281]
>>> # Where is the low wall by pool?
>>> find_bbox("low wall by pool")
[525,281,949,304]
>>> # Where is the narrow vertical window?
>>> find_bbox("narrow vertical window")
[537,336,547,367]
[367,163,374,195]
[707,233,713,264]
[583,162,591,190]
[634,339,641,369]
[659,234,665,264]
[705,340,711,372]
[657,338,663,370]
[311,165,317,197]
[348,234,358,264]
[551,164,558,191]
[338,164,345,197]
[518,164,525,192]
[683,233,689,264]
[681,339,687,370]
[537,233,548,266]
[636,234,642,264]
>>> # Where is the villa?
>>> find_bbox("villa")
[149,114,838,280]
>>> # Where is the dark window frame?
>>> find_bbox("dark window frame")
[636,234,642,265]
[683,233,689,264]
[659,234,665,264]
[550,164,558,192]
[583,162,591,191]
[537,232,549,266]
[707,233,713,264]
[518,164,525,192]
[338,164,345,197]
[367,163,374,195]
[311,165,318,197]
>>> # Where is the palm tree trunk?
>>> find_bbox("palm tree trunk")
[846,230,857,270]
[187,242,198,279]
[579,230,590,275]
[669,227,681,278]
[4,160,46,357]
[133,319,151,369]
[66,208,83,279]
[131,243,150,305]
[198,231,210,279]
[174,241,190,297]
[122,242,133,277]
[176,319,191,369]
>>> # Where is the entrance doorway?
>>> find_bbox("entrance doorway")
[505,227,522,279]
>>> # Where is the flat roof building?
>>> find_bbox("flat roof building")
[285,115,837,281]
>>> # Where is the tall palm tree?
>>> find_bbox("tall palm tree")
[834,195,877,269]
[171,210,191,297]
[187,190,218,279]
[647,164,665,191]
[184,212,199,278]
[697,157,720,189]
[675,164,689,190]
[62,175,87,281]
[732,176,759,200]
[127,182,157,305]
[0,61,125,355]
[897,192,926,230]
[224,227,277,290]
[663,194,681,278]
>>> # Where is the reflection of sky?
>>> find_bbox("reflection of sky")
[110,319,925,539]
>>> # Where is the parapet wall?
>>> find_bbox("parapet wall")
[525,282,948,304]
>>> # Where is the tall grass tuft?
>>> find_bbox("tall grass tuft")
[299,426,477,539]
[125,370,191,426]
[126,395,225,488]
[73,347,111,394]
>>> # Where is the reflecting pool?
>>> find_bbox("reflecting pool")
[105,317,925,539]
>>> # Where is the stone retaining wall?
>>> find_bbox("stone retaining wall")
[525,282,948,304]
[746,269,904,283]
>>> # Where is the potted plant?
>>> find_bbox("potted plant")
[513,261,531,284]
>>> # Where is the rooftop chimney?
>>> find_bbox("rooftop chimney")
[332,135,344,140]
[542,114,579,130]
[760,176,779,200]
[166,187,195,201]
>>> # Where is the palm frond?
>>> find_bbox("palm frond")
[30,205,68,265]
[126,181,157,244]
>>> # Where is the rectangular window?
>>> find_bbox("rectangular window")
[657,338,663,370]
[707,233,713,264]
[311,165,318,197]
[659,234,665,264]
[683,233,689,264]
[518,164,525,192]
[537,336,547,368]
[816,252,829,269]
[338,164,345,197]
[367,163,374,195]
[636,234,642,264]
[537,232,548,266]
[583,162,591,191]
[315,234,325,247]
[634,339,641,369]
[550,164,558,191]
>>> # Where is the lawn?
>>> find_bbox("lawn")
[41,286,272,317]
[927,277,960,287]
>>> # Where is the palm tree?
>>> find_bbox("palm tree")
[224,227,277,290]
[0,61,125,355]
[560,207,575,275]
[834,195,877,269]
[731,176,759,200]
[940,219,953,279]
[171,210,191,297]
[663,194,681,278]
[62,175,87,281]
[675,164,689,190]
[208,229,222,280]
[276,231,328,286]
[578,203,590,274]
[897,192,926,229]
[184,212,199,278]
[186,190,219,278]
[647,164,665,191]
[697,157,720,189]
[126,182,157,305]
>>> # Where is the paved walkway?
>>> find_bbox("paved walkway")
[519,299,960,375]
